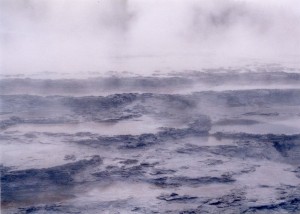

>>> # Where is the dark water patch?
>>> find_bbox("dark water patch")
[212,132,300,142]
[1,156,102,206]
[73,116,211,149]
[214,119,260,126]
[150,175,235,188]
[245,197,300,213]
[243,112,280,117]
[157,193,198,202]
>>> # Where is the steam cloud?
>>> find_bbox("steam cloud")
[1,0,300,74]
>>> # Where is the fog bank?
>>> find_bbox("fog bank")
[1,0,300,75]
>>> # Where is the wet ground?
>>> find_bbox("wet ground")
[1,67,300,213]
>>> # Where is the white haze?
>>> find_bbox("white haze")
[1,0,300,76]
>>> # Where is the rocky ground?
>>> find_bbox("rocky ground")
[1,67,300,213]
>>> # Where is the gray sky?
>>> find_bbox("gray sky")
[1,0,300,75]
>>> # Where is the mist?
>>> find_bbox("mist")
[3,1,300,212]
[1,0,300,75]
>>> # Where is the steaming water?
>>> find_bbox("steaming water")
[1,0,300,76]
[1,1,300,213]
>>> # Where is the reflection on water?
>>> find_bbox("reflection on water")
[238,161,300,205]
[173,136,234,147]
[1,141,97,169]
[1,191,74,210]
[77,182,162,202]
[211,118,300,135]
[6,116,163,136]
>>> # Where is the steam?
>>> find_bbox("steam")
[1,0,300,75]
